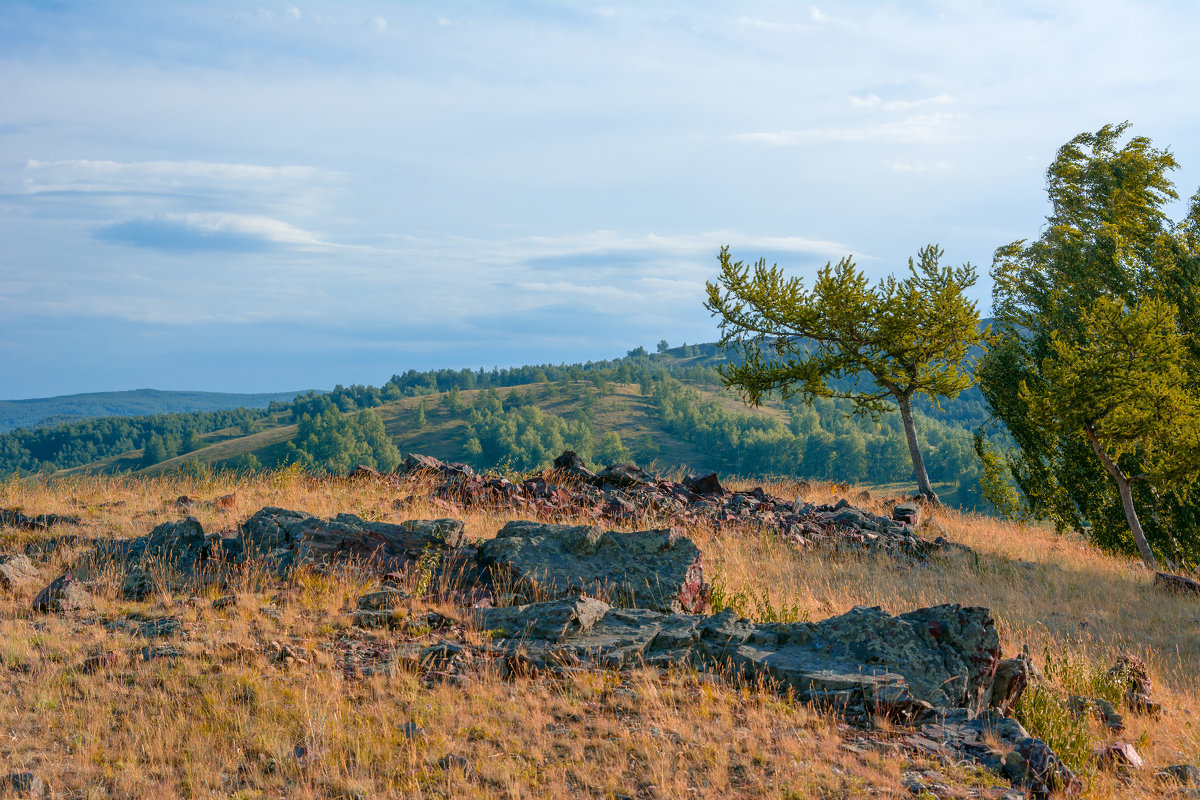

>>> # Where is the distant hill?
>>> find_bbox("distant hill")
[0,389,307,433]
[0,341,1000,511]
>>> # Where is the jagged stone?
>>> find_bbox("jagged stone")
[1,772,47,798]
[683,472,724,496]
[917,708,1081,796]
[1108,653,1163,715]
[357,587,410,610]
[0,553,38,592]
[595,463,656,488]
[32,574,91,613]
[146,516,208,562]
[237,508,467,575]
[474,598,998,714]
[1095,742,1144,772]
[552,450,597,482]
[988,656,1030,714]
[476,521,708,613]
[398,452,961,561]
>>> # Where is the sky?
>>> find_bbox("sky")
[2,1,1199,399]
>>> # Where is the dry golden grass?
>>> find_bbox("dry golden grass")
[0,469,1197,799]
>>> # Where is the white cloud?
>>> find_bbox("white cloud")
[848,93,952,111]
[889,161,953,172]
[286,5,301,21]
[20,159,334,193]
[735,112,967,145]
[160,212,326,246]
[368,16,387,32]
[734,17,807,33]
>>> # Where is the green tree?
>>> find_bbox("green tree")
[657,339,670,353]
[181,429,202,454]
[1022,298,1200,568]
[979,122,1200,566]
[141,434,167,467]
[706,243,984,503]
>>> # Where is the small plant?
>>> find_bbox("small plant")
[708,577,808,623]
[1012,647,1124,778]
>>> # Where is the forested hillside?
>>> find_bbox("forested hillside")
[0,344,1001,509]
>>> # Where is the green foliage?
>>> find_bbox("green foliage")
[1013,648,1126,779]
[706,243,984,502]
[284,407,401,476]
[707,576,808,623]
[232,452,261,472]
[973,428,1021,520]
[979,122,1200,565]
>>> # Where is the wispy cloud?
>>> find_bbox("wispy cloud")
[94,212,329,252]
[735,112,966,145]
[847,93,953,111]
[19,159,336,195]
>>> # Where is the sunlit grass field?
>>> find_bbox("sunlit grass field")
[0,469,1196,798]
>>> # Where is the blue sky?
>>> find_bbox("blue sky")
[2,1,1198,398]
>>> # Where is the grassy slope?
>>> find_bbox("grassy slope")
[0,471,1194,798]
[68,382,780,479]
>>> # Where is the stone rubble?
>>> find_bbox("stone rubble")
[393,451,959,560]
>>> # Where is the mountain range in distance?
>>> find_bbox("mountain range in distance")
[0,388,308,434]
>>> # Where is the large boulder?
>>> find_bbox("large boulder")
[237,507,467,575]
[475,521,708,613]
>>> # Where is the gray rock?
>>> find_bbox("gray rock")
[1,772,46,798]
[0,554,38,592]
[31,574,91,613]
[474,598,998,714]
[476,521,708,613]
[1067,695,1124,731]
[237,507,467,575]
[145,516,208,565]
[1095,741,1144,772]
[1159,764,1200,786]
[989,656,1030,714]
[357,587,410,610]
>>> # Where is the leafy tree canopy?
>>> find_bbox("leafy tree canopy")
[705,243,984,502]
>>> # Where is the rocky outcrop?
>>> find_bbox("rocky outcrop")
[476,521,708,613]
[398,452,960,560]
[913,708,1081,796]
[475,597,998,714]
[235,507,467,575]
[468,595,1073,795]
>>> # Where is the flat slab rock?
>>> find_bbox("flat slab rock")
[476,521,708,613]
[475,596,998,713]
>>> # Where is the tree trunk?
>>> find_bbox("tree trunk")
[1084,425,1158,570]
[897,393,940,505]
